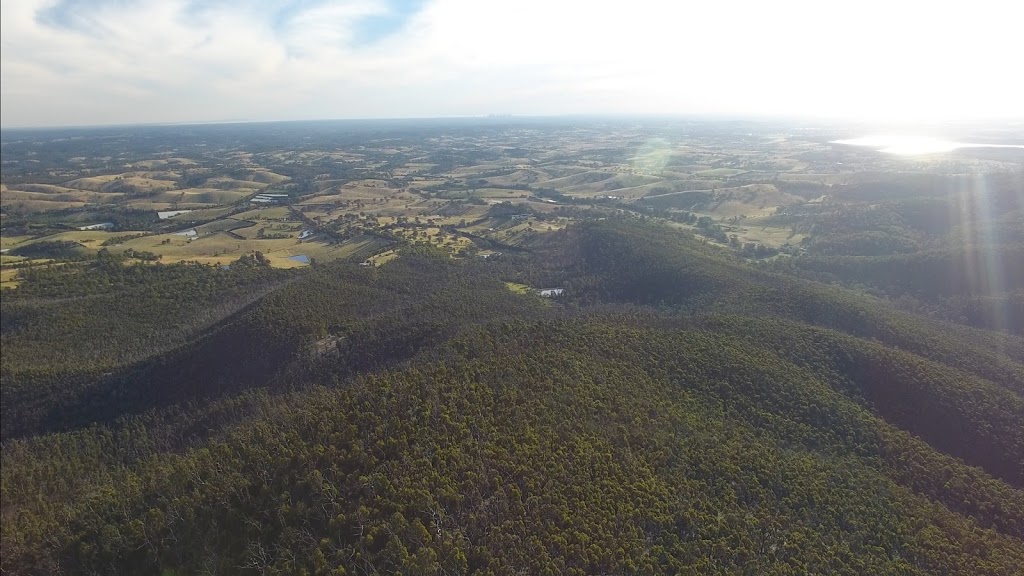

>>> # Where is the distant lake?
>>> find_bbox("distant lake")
[832,135,1024,155]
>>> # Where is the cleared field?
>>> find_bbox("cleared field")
[176,188,254,204]
[300,193,357,205]
[366,249,399,266]
[0,255,28,266]
[0,198,90,211]
[61,175,122,190]
[257,254,309,269]
[0,235,37,249]
[65,175,178,193]
[5,183,84,195]
[233,206,293,220]
[104,224,387,268]
[734,217,806,248]
[14,230,149,251]
[131,170,182,181]
[250,171,290,184]
[263,236,390,266]
[2,188,121,205]
[348,179,391,188]
[194,219,257,235]
[116,201,181,211]
[329,184,405,200]
[130,158,196,169]
[482,169,547,187]
[545,171,663,196]
[1,268,21,289]
[235,222,303,240]
[408,178,448,188]
[167,207,237,221]
[448,163,512,176]
[114,232,266,265]
[472,188,529,199]
[504,282,531,294]
[392,163,435,176]
[695,168,748,177]
[203,177,266,190]
[462,218,505,234]
[699,184,804,219]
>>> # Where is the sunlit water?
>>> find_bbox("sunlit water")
[832,135,1024,155]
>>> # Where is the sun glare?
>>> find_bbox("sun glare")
[833,135,1024,156]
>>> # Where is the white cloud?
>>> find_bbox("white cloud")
[2,0,1022,127]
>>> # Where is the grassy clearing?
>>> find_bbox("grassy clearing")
[337,187,400,200]
[234,222,302,240]
[262,236,390,266]
[1,189,120,205]
[65,175,179,193]
[1,198,90,211]
[1,268,21,289]
[473,188,529,199]
[113,232,264,265]
[366,249,399,266]
[116,201,181,210]
[6,183,81,195]
[232,206,294,221]
[194,219,256,235]
[203,177,265,190]
[0,255,28,265]
[481,169,545,187]
[504,282,531,294]
[697,184,803,219]
[129,158,196,169]
[14,230,149,251]
[695,168,748,177]
[259,253,311,269]
[733,220,805,248]
[251,171,290,184]
[0,235,35,249]
[173,188,253,204]
[167,207,236,221]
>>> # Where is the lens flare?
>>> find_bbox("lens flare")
[955,173,1011,333]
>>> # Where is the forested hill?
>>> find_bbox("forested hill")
[2,219,1023,575]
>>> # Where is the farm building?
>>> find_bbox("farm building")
[538,288,564,298]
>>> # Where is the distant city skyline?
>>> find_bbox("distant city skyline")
[3,0,1022,128]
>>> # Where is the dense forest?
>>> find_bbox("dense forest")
[2,218,1023,574]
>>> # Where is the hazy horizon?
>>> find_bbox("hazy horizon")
[3,0,1022,128]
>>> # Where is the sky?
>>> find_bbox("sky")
[2,0,1022,128]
